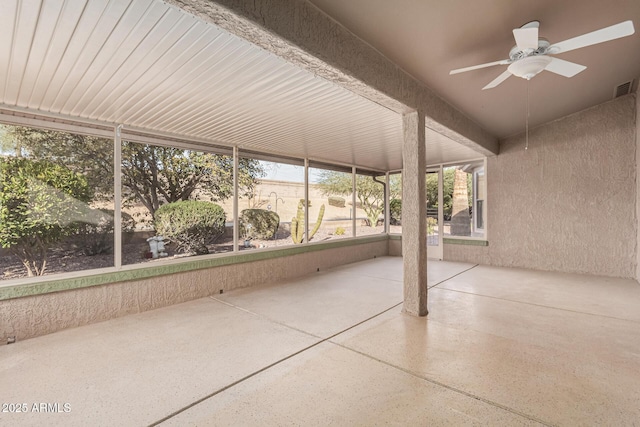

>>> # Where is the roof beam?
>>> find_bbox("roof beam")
[165,0,499,156]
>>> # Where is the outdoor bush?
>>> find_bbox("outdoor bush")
[299,198,311,208]
[390,199,402,225]
[328,196,345,208]
[0,157,92,276]
[74,209,135,255]
[334,226,346,235]
[239,209,280,240]
[154,201,226,255]
[427,217,438,234]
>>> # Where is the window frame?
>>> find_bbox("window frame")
[0,111,389,288]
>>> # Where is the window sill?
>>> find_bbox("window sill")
[0,235,388,301]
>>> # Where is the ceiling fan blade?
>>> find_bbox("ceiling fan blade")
[513,27,539,50]
[449,59,510,75]
[482,70,512,90]
[544,57,586,77]
[549,20,635,54]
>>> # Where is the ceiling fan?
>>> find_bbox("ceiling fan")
[450,20,635,90]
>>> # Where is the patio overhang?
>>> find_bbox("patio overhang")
[0,0,488,170]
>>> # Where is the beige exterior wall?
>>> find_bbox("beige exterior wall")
[445,95,637,278]
[1,240,388,344]
[388,238,402,256]
[636,92,640,282]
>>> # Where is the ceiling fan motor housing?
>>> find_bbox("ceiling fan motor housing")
[509,39,550,60]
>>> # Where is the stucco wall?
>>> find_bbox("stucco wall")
[388,237,402,256]
[636,92,640,282]
[1,240,388,344]
[445,95,637,278]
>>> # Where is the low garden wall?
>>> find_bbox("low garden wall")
[0,236,389,344]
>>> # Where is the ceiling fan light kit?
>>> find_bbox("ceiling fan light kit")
[449,20,635,89]
[508,55,552,79]
[449,19,636,152]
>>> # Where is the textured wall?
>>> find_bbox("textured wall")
[1,240,387,343]
[445,96,637,278]
[388,238,402,256]
[636,92,640,281]
[402,112,428,316]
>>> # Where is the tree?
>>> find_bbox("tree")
[426,168,472,220]
[317,171,400,227]
[1,125,113,195]
[121,142,263,218]
[0,157,92,276]
[1,125,264,218]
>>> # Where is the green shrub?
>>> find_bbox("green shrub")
[328,196,345,208]
[239,209,280,240]
[154,201,226,255]
[427,217,438,234]
[74,209,135,255]
[334,226,346,235]
[390,199,402,225]
[299,198,311,208]
[0,157,92,276]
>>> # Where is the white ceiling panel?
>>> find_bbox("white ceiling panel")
[0,0,484,170]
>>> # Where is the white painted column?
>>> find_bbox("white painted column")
[114,125,122,269]
[402,111,428,316]
[384,171,390,234]
[304,158,309,243]
[352,166,357,237]
[233,146,239,252]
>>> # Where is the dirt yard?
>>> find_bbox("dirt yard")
[1,180,391,280]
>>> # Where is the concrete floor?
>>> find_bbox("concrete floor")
[1,257,639,426]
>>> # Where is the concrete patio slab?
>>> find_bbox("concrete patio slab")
[163,342,542,426]
[0,298,318,427]
[437,264,640,321]
[215,257,474,338]
[332,288,640,425]
[215,267,403,338]
[2,258,639,426]
[329,256,476,286]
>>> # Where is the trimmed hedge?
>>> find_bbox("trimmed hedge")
[328,196,345,208]
[154,201,226,255]
[239,209,279,240]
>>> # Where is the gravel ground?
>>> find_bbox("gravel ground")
[1,225,388,280]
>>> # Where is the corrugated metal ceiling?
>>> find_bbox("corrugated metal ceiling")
[0,0,482,170]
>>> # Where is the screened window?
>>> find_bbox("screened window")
[0,124,114,279]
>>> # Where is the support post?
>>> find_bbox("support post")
[304,158,309,243]
[114,125,122,269]
[233,146,239,252]
[402,111,428,316]
[352,166,357,236]
[384,171,390,234]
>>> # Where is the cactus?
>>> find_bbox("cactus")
[291,202,304,244]
[291,201,325,244]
